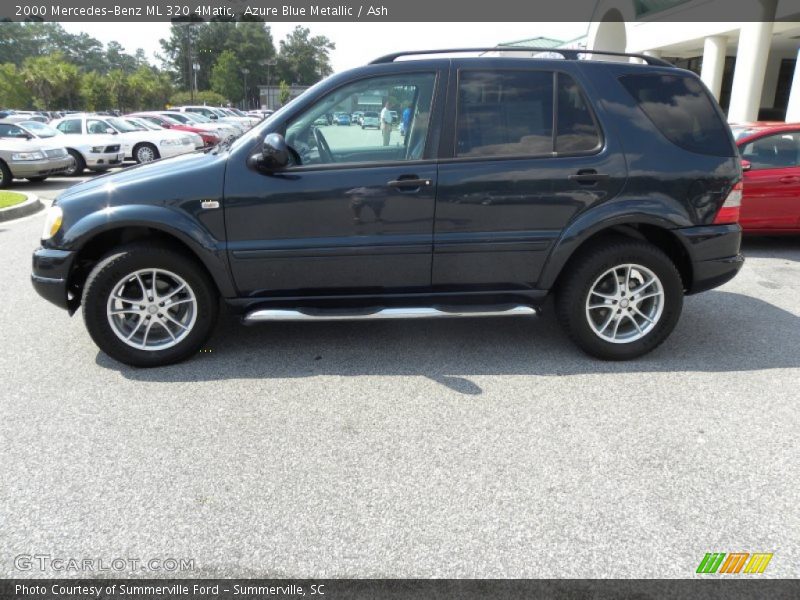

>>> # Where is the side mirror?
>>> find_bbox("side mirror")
[106,128,117,135]
[741,159,751,172]
[250,133,289,172]
[209,114,218,120]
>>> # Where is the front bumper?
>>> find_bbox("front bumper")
[31,247,76,311]
[9,157,72,178]
[85,151,125,170]
[675,224,744,294]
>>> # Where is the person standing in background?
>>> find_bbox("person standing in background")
[380,101,393,146]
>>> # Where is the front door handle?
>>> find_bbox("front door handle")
[388,177,432,188]
[568,170,610,185]
[779,175,799,184]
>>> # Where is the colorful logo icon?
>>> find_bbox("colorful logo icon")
[696,553,773,574]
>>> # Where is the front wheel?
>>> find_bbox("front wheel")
[134,143,159,164]
[82,243,218,367]
[555,239,683,360]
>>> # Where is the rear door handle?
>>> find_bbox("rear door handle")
[568,170,610,185]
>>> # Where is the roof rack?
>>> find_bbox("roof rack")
[369,47,674,68]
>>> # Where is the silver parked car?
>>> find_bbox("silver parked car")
[4,119,122,176]
[0,121,72,186]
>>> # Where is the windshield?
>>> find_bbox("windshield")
[106,117,139,133]
[185,112,212,123]
[730,127,758,141]
[21,121,60,138]
[162,113,190,124]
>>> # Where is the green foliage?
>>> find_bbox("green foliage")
[279,80,291,106]
[79,71,112,111]
[21,53,81,110]
[0,21,333,111]
[210,50,243,104]
[0,64,32,108]
[168,90,227,108]
[276,26,335,86]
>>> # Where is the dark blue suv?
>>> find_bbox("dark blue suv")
[32,48,743,367]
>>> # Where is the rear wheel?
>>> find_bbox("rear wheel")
[82,243,218,367]
[64,150,85,176]
[556,239,683,360]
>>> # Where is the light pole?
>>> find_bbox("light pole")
[261,58,277,109]
[241,68,250,110]
[192,62,200,102]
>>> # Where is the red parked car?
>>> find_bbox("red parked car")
[732,122,800,234]
[128,112,220,148]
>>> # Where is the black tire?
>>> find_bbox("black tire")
[0,160,12,188]
[555,238,683,360]
[65,150,85,176]
[134,143,159,164]
[26,176,47,183]
[82,242,219,367]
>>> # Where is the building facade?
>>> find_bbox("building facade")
[585,0,800,122]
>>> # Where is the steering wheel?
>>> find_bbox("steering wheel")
[313,127,334,163]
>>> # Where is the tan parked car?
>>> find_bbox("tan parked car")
[0,122,72,187]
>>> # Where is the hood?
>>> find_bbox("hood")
[57,150,226,206]
[0,138,47,153]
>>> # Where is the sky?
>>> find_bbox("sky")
[60,22,589,73]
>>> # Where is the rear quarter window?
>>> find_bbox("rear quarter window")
[619,73,734,157]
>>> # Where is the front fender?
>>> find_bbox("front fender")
[537,197,688,290]
[62,204,236,297]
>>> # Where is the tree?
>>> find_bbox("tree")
[276,26,335,86]
[21,53,81,110]
[80,71,112,111]
[0,63,32,108]
[126,66,174,110]
[279,80,291,106]
[210,50,242,104]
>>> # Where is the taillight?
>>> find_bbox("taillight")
[713,181,742,224]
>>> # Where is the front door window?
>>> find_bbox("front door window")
[285,72,436,166]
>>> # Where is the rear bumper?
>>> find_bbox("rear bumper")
[31,247,76,311]
[675,224,744,294]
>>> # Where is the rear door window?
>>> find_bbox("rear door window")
[619,73,734,156]
[456,70,554,158]
[556,74,602,153]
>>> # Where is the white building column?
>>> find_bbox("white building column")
[700,36,727,100]
[785,48,800,122]
[728,22,774,122]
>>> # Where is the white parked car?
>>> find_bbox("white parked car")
[220,107,260,128]
[121,117,203,151]
[173,106,247,135]
[50,114,195,164]
[5,119,122,176]
[160,111,239,143]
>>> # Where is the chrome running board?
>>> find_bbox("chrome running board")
[243,305,537,323]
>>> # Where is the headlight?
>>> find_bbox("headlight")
[41,206,63,240]
[90,146,104,153]
[11,151,45,161]
[160,139,180,146]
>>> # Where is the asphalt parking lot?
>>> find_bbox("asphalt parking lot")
[0,174,798,578]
